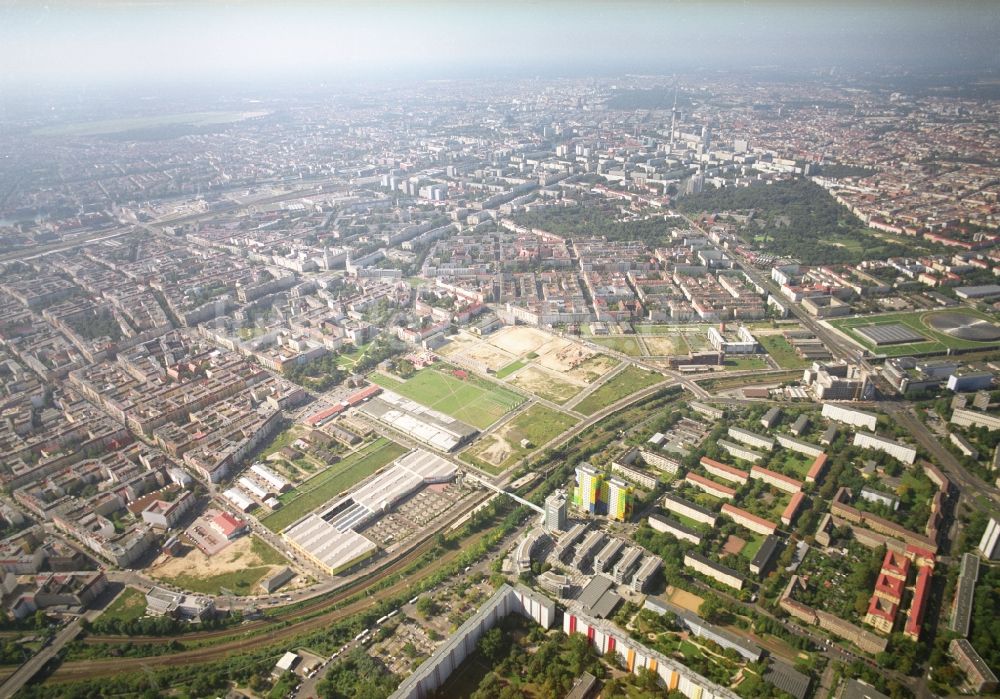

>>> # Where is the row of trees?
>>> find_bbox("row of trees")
[514,204,685,245]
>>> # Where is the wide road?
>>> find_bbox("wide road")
[885,403,1000,506]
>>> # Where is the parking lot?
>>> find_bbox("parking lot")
[185,508,229,555]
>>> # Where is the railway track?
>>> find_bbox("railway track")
[49,382,698,684]
[83,521,452,645]
[51,524,492,684]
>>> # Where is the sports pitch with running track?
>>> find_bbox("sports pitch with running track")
[371,366,525,429]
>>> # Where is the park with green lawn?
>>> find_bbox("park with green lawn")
[758,334,811,370]
[589,335,643,356]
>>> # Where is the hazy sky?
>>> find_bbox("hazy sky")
[1,1,998,90]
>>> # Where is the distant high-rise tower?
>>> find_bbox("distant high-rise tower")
[669,86,678,152]
[544,491,568,532]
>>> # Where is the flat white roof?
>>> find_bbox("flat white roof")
[238,476,269,499]
[284,514,376,573]
[352,449,456,512]
[223,487,255,511]
[276,651,299,671]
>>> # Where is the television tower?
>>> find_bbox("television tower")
[669,85,678,152]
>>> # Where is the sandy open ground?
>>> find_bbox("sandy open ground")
[474,426,516,467]
[461,342,517,370]
[148,535,276,581]
[533,337,593,373]
[722,535,747,556]
[436,333,478,357]
[511,366,582,403]
[667,586,705,614]
[488,326,552,356]
[643,335,684,356]
[564,354,619,383]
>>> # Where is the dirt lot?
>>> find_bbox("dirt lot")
[488,326,553,356]
[436,333,479,357]
[461,342,517,371]
[722,535,747,556]
[510,366,581,403]
[148,535,273,581]
[533,337,594,373]
[474,431,514,468]
[643,335,684,356]
[667,586,705,614]
[564,354,619,383]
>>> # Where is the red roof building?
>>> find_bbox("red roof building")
[905,544,936,568]
[211,512,248,540]
[905,565,933,641]
[347,384,381,406]
[781,491,807,527]
[700,457,749,484]
[805,453,828,483]
[685,473,736,499]
[874,572,905,605]
[881,549,911,581]
[864,594,898,633]
[749,465,804,493]
[720,503,778,535]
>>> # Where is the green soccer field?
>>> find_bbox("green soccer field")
[372,366,525,429]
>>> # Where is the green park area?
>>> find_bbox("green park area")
[495,359,526,379]
[161,565,273,596]
[723,356,770,371]
[738,532,767,560]
[99,588,148,625]
[758,334,811,370]
[261,438,407,532]
[574,366,662,416]
[371,365,525,429]
[336,341,375,370]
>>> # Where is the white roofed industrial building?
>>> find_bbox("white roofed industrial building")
[250,463,290,492]
[239,476,270,500]
[223,487,256,512]
[284,514,378,575]
[282,449,457,576]
[359,391,478,452]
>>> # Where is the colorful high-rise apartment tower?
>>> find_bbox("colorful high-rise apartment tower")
[574,464,602,514]
[605,477,634,522]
